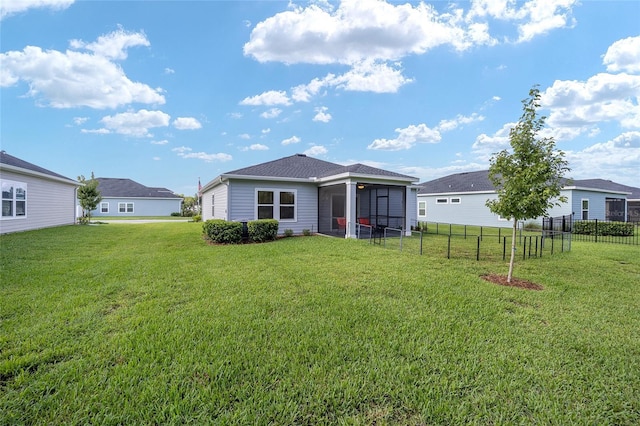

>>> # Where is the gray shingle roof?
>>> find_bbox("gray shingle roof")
[0,151,76,182]
[418,170,640,199]
[224,154,417,181]
[225,154,341,179]
[97,178,181,198]
[418,170,494,194]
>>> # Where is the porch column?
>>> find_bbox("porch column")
[345,182,357,238]
[405,186,413,236]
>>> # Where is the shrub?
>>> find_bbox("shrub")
[192,215,202,223]
[248,219,279,243]
[202,219,243,244]
[302,229,312,236]
[573,220,634,237]
[284,229,294,237]
[523,221,542,231]
[170,212,181,217]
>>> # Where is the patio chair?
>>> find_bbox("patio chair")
[337,217,346,232]
[358,217,370,225]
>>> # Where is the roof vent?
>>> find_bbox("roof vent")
[296,154,307,157]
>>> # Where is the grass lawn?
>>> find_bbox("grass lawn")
[1,223,639,424]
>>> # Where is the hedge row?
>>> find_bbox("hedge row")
[203,219,279,244]
[573,220,635,237]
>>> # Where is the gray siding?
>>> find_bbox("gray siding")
[201,184,229,220]
[1,170,77,234]
[228,179,319,234]
[570,190,609,221]
[92,197,181,216]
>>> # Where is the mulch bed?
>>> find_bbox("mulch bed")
[481,274,544,291]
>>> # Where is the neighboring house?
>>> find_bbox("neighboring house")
[1,151,79,234]
[417,170,639,227]
[91,178,182,217]
[200,154,419,238]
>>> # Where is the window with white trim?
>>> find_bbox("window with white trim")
[436,198,448,204]
[211,195,215,217]
[581,199,589,220]
[1,179,27,219]
[418,201,426,216]
[100,202,109,213]
[450,197,461,204]
[256,189,296,221]
[118,202,134,213]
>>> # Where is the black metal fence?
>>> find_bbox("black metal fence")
[544,215,639,245]
[358,222,571,261]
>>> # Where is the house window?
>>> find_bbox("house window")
[256,189,296,221]
[280,191,295,220]
[1,179,27,219]
[581,199,589,220]
[100,202,109,213]
[211,195,215,217]
[418,201,426,216]
[436,198,448,204]
[450,197,461,204]
[118,202,134,213]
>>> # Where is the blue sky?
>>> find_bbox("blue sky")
[1,0,639,196]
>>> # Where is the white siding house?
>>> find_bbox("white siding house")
[1,151,79,234]
[201,154,419,238]
[417,170,638,227]
[91,178,183,217]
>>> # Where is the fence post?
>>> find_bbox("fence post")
[551,233,554,255]
[498,227,501,243]
[523,237,527,260]
[503,236,507,261]
[540,236,544,257]
[480,226,483,241]
[595,219,598,243]
[535,236,539,257]
[447,235,451,259]
[464,225,467,239]
[449,223,452,236]
[477,236,481,261]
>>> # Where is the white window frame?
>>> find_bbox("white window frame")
[255,188,297,222]
[418,201,426,216]
[118,202,134,214]
[581,198,589,220]
[450,197,461,204]
[436,198,448,204]
[1,179,27,220]
[100,202,109,213]
[211,194,215,218]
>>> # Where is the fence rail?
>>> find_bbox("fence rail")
[544,215,639,245]
[357,223,571,261]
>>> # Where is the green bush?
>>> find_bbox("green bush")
[573,220,634,237]
[248,219,279,243]
[284,229,294,237]
[192,215,202,223]
[202,219,243,244]
[170,212,181,217]
[302,229,312,236]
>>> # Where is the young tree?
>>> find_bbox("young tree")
[77,172,102,224]
[486,86,570,282]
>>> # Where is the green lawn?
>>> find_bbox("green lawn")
[1,223,639,424]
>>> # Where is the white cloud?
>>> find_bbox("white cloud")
[1,0,74,20]
[152,156,161,161]
[262,128,271,134]
[565,131,640,186]
[73,116,88,125]
[327,60,413,93]
[303,145,328,156]
[281,135,301,145]
[164,67,175,74]
[70,27,149,60]
[172,117,202,130]
[238,133,251,140]
[239,90,291,106]
[291,77,326,102]
[80,128,110,135]
[172,146,232,162]
[0,30,165,109]
[313,106,332,123]
[368,123,441,151]
[603,36,640,74]
[542,73,640,131]
[241,144,269,151]
[471,122,515,159]
[151,139,169,145]
[436,113,484,132]
[244,0,490,66]
[100,109,170,137]
[260,108,282,119]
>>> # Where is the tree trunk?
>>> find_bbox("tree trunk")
[508,219,517,283]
